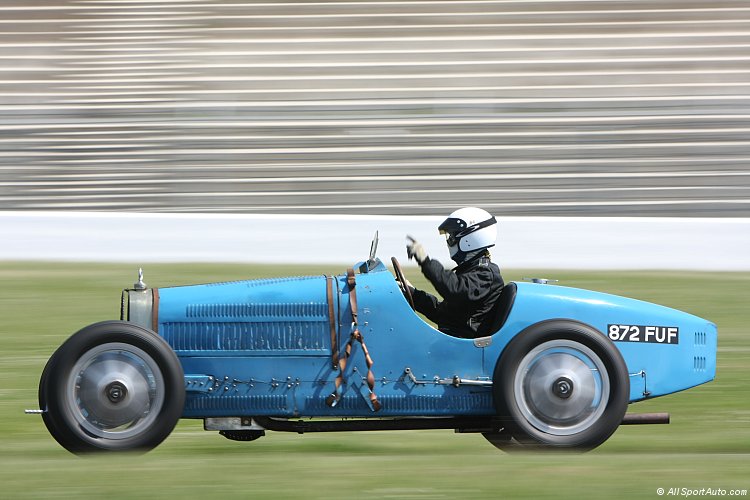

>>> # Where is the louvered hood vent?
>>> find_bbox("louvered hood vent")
[156,275,333,356]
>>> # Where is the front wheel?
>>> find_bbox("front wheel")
[493,320,629,450]
[39,321,185,454]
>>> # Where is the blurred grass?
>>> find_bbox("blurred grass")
[0,262,748,499]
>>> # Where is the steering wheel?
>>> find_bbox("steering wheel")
[391,256,415,310]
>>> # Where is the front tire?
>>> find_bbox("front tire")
[39,321,185,454]
[493,320,629,450]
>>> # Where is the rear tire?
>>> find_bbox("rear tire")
[492,320,629,450]
[39,321,185,454]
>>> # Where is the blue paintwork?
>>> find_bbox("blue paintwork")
[153,259,716,419]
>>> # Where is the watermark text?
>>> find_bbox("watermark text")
[657,488,748,497]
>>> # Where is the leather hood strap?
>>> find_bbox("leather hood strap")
[325,268,381,412]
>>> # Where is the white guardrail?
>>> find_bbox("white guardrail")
[2,212,748,270]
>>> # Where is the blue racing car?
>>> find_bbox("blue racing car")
[34,235,717,453]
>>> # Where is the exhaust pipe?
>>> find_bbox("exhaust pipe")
[622,412,670,425]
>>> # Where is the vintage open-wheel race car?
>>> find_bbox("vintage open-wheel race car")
[32,234,717,454]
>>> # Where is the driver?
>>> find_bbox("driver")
[405,207,504,338]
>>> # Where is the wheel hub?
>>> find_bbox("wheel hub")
[552,377,574,399]
[105,381,128,403]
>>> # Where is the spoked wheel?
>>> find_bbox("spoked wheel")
[39,321,185,454]
[493,320,629,451]
[391,256,415,310]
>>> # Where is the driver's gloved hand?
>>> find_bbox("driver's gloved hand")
[406,235,428,264]
[397,277,414,293]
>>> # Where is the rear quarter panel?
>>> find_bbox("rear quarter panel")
[486,283,717,402]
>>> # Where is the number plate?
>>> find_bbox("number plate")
[608,324,679,344]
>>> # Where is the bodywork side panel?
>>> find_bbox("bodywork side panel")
[486,282,717,402]
[153,265,716,419]
[157,266,495,418]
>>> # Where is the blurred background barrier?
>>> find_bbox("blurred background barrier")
[2,212,748,269]
[1,0,749,217]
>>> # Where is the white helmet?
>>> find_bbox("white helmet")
[438,207,497,263]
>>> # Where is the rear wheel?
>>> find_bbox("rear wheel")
[493,320,629,450]
[39,321,185,454]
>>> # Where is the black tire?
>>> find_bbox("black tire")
[39,321,185,454]
[492,320,629,450]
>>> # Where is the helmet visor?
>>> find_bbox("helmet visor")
[438,216,467,247]
[438,217,467,235]
[443,232,459,247]
[439,215,497,245]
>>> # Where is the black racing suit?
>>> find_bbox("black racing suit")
[411,253,504,338]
